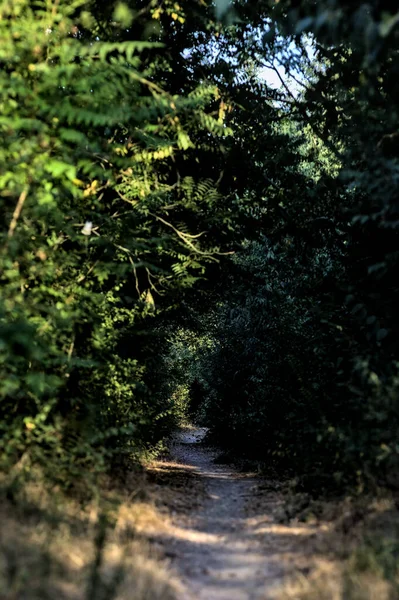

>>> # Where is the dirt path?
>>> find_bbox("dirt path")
[144,427,396,600]
[163,428,290,600]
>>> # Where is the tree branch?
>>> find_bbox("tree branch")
[8,187,29,238]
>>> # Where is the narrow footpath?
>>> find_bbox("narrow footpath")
[156,427,319,600]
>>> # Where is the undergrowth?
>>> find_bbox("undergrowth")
[0,464,183,600]
[276,492,399,600]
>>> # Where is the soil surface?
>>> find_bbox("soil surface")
[162,427,308,600]
[145,427,397,600]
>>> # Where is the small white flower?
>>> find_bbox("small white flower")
[45,27,52,35]
[81,221,93,236]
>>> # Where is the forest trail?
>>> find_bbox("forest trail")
[156,427,313,600]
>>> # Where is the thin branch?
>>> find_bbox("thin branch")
[8,187,29,238]
[145,266,164,295]
[263,60,343,162]
[276,61,312,93]
[129,71,167,95]
[149,212,207,240]
[110,242,141,297]
[77,261,99,283]
[150,212,234,258]
[129,256,141,297]
[67,335,75,362]
[116,189,139,206]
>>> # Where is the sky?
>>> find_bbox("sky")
[258,37,317,97]
[258,63,287,89]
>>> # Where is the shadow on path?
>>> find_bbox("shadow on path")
[148,427,321,600]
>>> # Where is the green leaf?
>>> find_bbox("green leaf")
[45,160,76,181]
[113,2,133,28]
[177,130,192,150]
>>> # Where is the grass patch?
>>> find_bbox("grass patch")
[276,493,399,600]
[0,465,183,600]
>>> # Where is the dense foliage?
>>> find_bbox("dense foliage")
[2,0,399,495]
[0,0,249,486]
[179,0,399,491]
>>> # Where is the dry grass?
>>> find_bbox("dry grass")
[277,561,344,600]
[277,561,396,600]
[0,447,206,600]
[6,446,399,600]
[0,463,189,600]
[277,560,397,600]
[272,492,399,600]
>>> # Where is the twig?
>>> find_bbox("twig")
[67,335,75,362]
[77,261,99,283]
[128,255,141,297]
[8,187,29,238]
[263,60,343,162]
[149,212,207,240]
[149,212,234,258]
[145,266,163,295]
